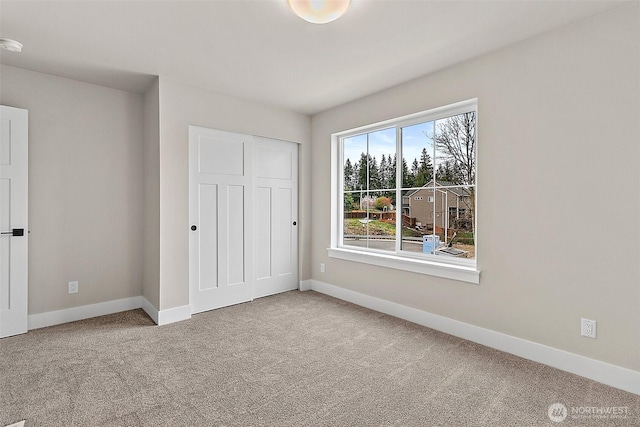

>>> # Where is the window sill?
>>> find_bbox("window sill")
[327,247,480,284]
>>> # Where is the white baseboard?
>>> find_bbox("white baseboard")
[28,296,143,330]
[308,279,640,396]
[28,296,191,329]
[157,304,191,326]
[299,279,312,291]
[141,296,159,324]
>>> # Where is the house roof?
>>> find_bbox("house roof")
[405,181,470,198]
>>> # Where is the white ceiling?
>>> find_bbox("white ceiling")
[0,0,627,115]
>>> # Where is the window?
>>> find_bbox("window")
[330,99,479,283]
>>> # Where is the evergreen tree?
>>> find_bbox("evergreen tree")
[379,154,389,190]
[356,152,382,191]
[343,158,354,191]
[357,152,368,190]
[389,154,397,189]
[414,148,434,187]
[435,162,449,183]
[401,158,412,188]
[420,148,434,179]
[411,158,419,182]
[369,156,381,190]
[352,161,360,190]
[435,160,464,184]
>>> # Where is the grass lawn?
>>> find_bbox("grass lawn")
[343,218,475,259]
[344,219,422,237]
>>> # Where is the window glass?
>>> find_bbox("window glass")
[342,128,396,251]
[338,100,477,266]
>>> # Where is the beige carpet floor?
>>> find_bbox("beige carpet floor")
[1,290,638,426]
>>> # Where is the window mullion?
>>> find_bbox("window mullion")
[432,123,437,248]
[366,133,370,249]
[395,126,402,253]
[339,137,344,247]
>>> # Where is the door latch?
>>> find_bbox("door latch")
[0,228,24,236]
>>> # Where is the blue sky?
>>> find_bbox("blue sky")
[343,121,438,169]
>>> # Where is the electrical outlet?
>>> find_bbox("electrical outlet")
[68,281,78,294]
[320,263,325,273]
[581,318,596,339]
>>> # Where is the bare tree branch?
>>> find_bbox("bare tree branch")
[434,112,475,186]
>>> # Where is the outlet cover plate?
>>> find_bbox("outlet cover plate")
[68,281,78,294]
[581,318,596,338]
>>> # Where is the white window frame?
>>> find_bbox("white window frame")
[329,99,480,284]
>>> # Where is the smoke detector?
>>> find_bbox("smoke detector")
[0,38,23,53]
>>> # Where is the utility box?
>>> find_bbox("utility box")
[422,234,440,254]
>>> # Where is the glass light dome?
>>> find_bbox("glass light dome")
[287,0,351,24]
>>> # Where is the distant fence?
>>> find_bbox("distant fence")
[343,235,423,242]
[344,211,416,227]
[343,214,474,245]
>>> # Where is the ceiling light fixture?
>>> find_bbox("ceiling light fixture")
[0,38,23,53]
[287,0,351,24]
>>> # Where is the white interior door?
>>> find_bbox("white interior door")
[254,137,298,298]
[0,105,28,338]
[189,127,254,314]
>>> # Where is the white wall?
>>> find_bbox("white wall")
[310,4,640,371]
[157,78,311,310]
[0,65,145,314]
[0,68,311,317]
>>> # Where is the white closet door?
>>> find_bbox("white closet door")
[0,105,28,338]
[189,127,254,314]
[253,137,298,298]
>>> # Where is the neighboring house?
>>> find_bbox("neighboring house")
[404,181,473,233]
